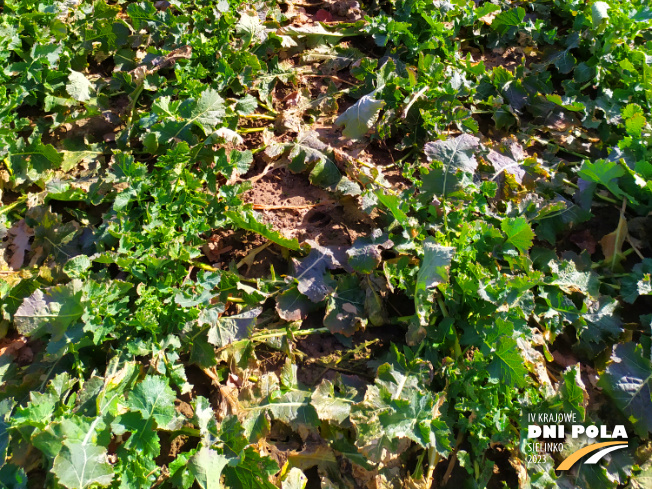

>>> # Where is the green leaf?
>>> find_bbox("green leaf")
[192,89,227,131]
[7,136,64,185]
[374,191,410,225]
[579,297,623,344]
[52,443,114,489]
[486,336,529,388]
[66,71,93,102]
[335,93,385,140]
[591,2,610,26]
[350,358,450,462]
[492,7,525,35]
[276,286,316,322]
[152,88,226,143]
[422,134,479,198]
[599,343,652,437]
[501,217,534,254]
[14,280,84,339]
[235,94,258,115]
[226,210,302,250]
[424,134,479,175]
[188,448,229,489]
[127,375,177,428]
[578,160,628,201]
[311,375,366,423]
[622,104,647,137]
[346,230,393,274]
[621,259,652,304]
[558,365,587,422]
[206,308,261,348]
[415,239,454,329]
[223,447,278,489]
[549,260,600,297]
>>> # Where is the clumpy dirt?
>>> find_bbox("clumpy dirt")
[463,45,530,72]
[202,228,289,277]
[242,168,374,247]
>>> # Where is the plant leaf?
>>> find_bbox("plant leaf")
[335,93,385,140]
[14,281,85,339]
[501,216,534,254]
[52,443,114,489]
[188,448,229,489]
[66,71,93,102]
[599,343,652,437]
[292,243,350,302]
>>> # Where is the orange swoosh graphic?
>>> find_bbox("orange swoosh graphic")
[556,441,628,471]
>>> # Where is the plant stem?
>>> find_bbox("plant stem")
[237,126,269,134]
[242,113,276,121]
[0,195,28,216]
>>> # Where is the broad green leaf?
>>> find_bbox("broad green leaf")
[374,191,410,225]
[350,359,450,462]
[416,240,454,290]
[52,443,113,489]
[579,297,623,344]
[491,7,525,35]
[152,88,225,143]
[7,136,64,185]
[14,280,84,339]
[226,210,302,251]
[243,389,319,437]
[415,239,454,329]
[127,375,176,428]
[599,343,652,437]
[311,375,365,423]
[622,104,647,137]
[423,134,479,198]
[621,259,652,304]
[591,2,610,26]
[335,93,385,140]
[558,365,587,422]
[346,230,393,274]
[501,216,534,254]
[206,308,261,348]
[189,448,229,489]
[192,89,226,131]
[424,134,479,174]
[223,447,278,489]
[578,160,630,201]
[235,94,258,115]
[549,260,600,297]
[486,336,529,388]
[66,71,93,102]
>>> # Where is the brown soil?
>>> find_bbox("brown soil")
[464,45,530,72]
[242,169,373,247]
[202,228,289,277]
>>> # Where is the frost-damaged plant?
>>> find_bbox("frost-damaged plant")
[1,0,651,488]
